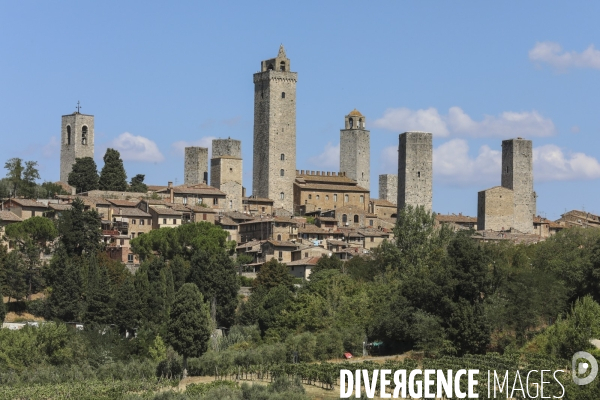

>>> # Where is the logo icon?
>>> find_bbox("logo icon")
[572,351,598,385]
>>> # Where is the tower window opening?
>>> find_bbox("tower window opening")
[230,168,233,172]
[280,61,286,71]
[66,125,71,145]
[82,126,88,145]
[506,166,509,173]
[342,214,347,223]
[280,169,284,176]
[280,192,285,200]
[268,64,274,70]
[282,92,285,99]
[349,118,354,129]
[417,171,421,178]
[280,153,285,161]
[359,118,364,128]
[354,215,359,223]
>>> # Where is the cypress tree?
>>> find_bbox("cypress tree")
[165,267,175,314]
[169,255,188,292]
[46,248,84,322]
[0,286,6,323]
[114,275,141,335]
[167,283,211,378]
[68,157,99,193]
[84,255,114,325]
[99,148,127,191]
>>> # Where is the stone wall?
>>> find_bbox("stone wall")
[60,113,94,183]
[210,157,243,212]
[213,138,242,158]
[501,138,535,233]
[252,49,297,212]
[184,147,208,185]
[340,113,370,191]
[397,132,433,212]
[477,186,514,231]
[379,174,398,205]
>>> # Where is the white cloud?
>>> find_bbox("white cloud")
[374,107,555,138]
[571,125,580,134]
[534,145,600,181]
[380,140,600,186]
[171,136,216,159]
[374,107,449,136]
[110,132,165,162]
[529,41,600,71]
[307,142,339,170]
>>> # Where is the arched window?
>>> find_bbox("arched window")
[360,195,364,203]
[280,169,284,176]
[277,234,282,241]
[342,214,348,223]
[66,125,71,145]
[308,194,312,200]
[281,92,285,99]
[344,194,349,202]
[280,61,286,71]
[354,215,359,223]
[280,153,285,161]
[280,192,285,200]
[359,118,364,128]
[268,64,274,70]
[82,126,88,145]
[349,118,354,128]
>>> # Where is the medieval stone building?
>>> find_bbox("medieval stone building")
[340,110,370,191]
[184,147,208,185]
[60,111,94,183]
[397,131,433,212]
[211,138,243,211]
[252,45,297,212]
[379,174,398,205]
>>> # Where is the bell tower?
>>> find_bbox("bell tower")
[60,107,94,183]
[340,109,370,191]
[252,45,297,212]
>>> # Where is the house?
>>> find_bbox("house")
[287,257,320,280]
[243,196,274,216]
[215,215,239,242]
[259,240,300,263]
[357,228,391,250]
[110,207,152,239]
[436,214,478,230]
[557,210,600,229]
[321,205,378,229]
[1,199,48,220]
[0,210,22,250]
[156,182,226,209]
[103,231,139,267]
[148,206,183,229]
[369,199,397,219]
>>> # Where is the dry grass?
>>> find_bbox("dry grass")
[5,312,45,323]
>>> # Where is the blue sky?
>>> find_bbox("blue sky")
[1,1,599,220]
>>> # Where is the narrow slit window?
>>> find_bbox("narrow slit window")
[281,92,285,99]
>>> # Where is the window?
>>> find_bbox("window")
[305,252,308,257]
[334,194,338,202]
[370,237,374,243]
[213,198,218,205]
[127,254,134,263]
[262,207,265,212]
[280,169,284,176]
[140,219,145,225]
[308,194,312,200]
[506,166,509,173]
[369,219,373,226]
[31,211,36,217]
[280,153,285,161]
[278,251,283,258]
[120,239,124,245]
[173,219,177,225]
[131,219,136,225]
[326,195,329,200]
[345,194,349,202]
[349,117,354,128]
[163,218,167,225]
[360,195,364,203]
[354,215,359,223]
[131,233,135,239]
[183,196,188,205]
[280,61,286,71]
[229,167,233,171]
[277,234,282,241]
[203,213,207,220]
[82,126,88,145]
[342,214,348,223]
[280,192,285,200]
[281,92,286,98]
[316,195,320,200]
[417,171,421,178]
[66,126,71,145]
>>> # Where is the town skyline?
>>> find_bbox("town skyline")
[2,1,600,220]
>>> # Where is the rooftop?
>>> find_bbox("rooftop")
[0,210,22,222]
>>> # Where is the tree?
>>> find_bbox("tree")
[1,251,27,302]
[45,248,84,321]
[169,255,189,291]
[114,275,141,335]
[21,161,40,198]
[129,174,148,193]
[312,255,343,274]
[136,258,169,330]
[98,148,127,191]
[84,255,114,325]
[57,197,102,257]
[0,285,5,323]
[167,283,211,378]
[39,182,69,198]
[67,157,99,193]
[253,258,294,291]
[4,157,23,197]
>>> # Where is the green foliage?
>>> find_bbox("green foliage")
[99,148,127,191]
[129,174,148,193]
[45,248,84,322]
[84,255,114,326]
[1,251,28,301]
[311,254,342,274]
[148,335,167,362]
[114,275,141,334]
[68,157,99,193]
[167,283,211,374]
[57,197,102,257]
[168,256,188,292]
[4,157,24,197]
[253,259,294,291]
[0,286,5,323]
[39,181,69,198]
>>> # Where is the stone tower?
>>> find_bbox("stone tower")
[379,174,398,205]
[211,138,243,211]
[340,109,370,191]
[397,132,433,212]
[184,147,208,185]
[253,45,297,211]
[501,138,535,233]
[60,111,94,183]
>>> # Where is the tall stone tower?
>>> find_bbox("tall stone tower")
[501,138,536,233]
[340,109,370,191]
[184,147,209,185]
[253,45,297,212]
[211,138,243,212]
[379,174,398,204]
[60,111,94,183]
[397,132,433,212]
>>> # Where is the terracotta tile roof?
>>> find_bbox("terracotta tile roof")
[0,210,22,222]
[48,203,72,211]
[5,198,48,208]
[264,239,299,248]
[139,199,168,206]
[327,239,348,246]
[295,173,357,184]
[107,199,139,207]
[436,214,477,223]
[549,222,565,229]
[186,205,218,213]
[243,196,274,203]
[236,240,264,250]
[286,257,321,266]
[224,211,255,221]
[317,217,338,222]
[168,203,192,212]
[111,207,151,217]
[273,216,298,223]
[370,199,396,207]
[348,109,363,117]
[298,225,329,234]
[82,196,111,206]
[358,229,387,237]
[149,206,182,216]
[217,216,239,226]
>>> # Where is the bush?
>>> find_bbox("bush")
[239,276,254,287]
[185,380,238,395]
[26,299,47,318]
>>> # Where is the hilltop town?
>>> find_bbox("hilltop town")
[0,46,593,276]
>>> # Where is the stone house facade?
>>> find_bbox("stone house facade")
[293,171,369,214]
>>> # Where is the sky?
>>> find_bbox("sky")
[1,1,599,220]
